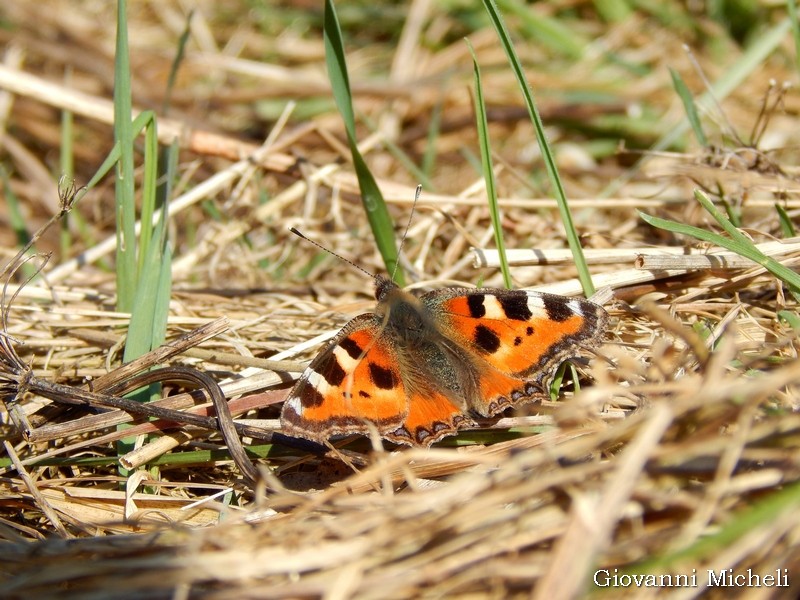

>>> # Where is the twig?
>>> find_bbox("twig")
[18,391,284,466]
[472,239,800,268]
[88,316,230,392]
[23,365,261,487]
[24,371,288,443]
[521,267,690,297]
[3,440,71,538]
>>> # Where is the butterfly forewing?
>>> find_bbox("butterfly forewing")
[425,289,607,382]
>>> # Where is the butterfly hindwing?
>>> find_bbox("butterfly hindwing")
[280,315,408,442]
[385,391,474,446]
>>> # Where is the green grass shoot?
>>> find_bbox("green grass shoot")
[114,0,137,315]
[59,72,75,259]
[620,478,800,577]
[323,0,404,285]
[775,203,796,237]
[495,0,585,59]
[421,99,444,183]
[669,67,708,147]
[467,39,512,290]
[111,0,175,466]
[640,189,800,302]
[481,0,595,297]
[788,0,800,79]
[2,170,37,281]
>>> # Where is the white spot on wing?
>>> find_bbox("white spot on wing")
[525,294,548,317]
[567,299,584,316]
[285,396,303,414]
[333,345,361,372]
[481,296,507,319]
[286,369,329,418]
[303,370,329,397]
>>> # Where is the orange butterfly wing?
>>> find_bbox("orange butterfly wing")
[280,314,470,446]
[385,390,474,446]
[281,316,407,441]
[424,289,607,417]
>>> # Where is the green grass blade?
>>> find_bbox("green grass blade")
[669,67,708,147]
[421,98,443,182]
[161,9,193,115]
[655,17,789,154]
[788,0,800,79]
[0,443,287,470]
[118,138,175,462]
[481,0,595,296]
[137,114,159,275]
[113,0,139,465]
[639,190,800,300]
[122,235,170,363]
[2,170,36,280]
[496,0,585,59]
[323,0,354,130]
[592,0,632,22]
[59,75,74,260]
[360,111,434,191]
[122,131,173,364]
[153,142,179,339]
[323,0,403,284]
[111,2,173,466]
[75,111,153,275]
[694,189,762,245]
[85,111,154,192]
[775,203,796,237]
[468,39,512,289]
[114,0,136,313]
[778,309,800,332]
[719,197,742,228]
[59,80,74,181]
[603,17,792,197]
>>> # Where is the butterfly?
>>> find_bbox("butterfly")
[280,273,608,447]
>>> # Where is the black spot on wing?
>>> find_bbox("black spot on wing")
[467,294,486,318]
[369,362,398,390]
[339,336,364,360]
[542,295,575,322]
[514,336,522,346]
[526,326,534,335]
[299,384,325,408]
[321,357,346,387]
[498,293,533,321]
[474,325,501,353]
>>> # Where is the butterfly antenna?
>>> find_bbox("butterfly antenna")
[390,184,421,283]
[289,227,375,279]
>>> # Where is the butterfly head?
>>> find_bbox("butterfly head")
[374,274,400,302]
[372,274,434,346]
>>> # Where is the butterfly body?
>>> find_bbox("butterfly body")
[281,276,607,447]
